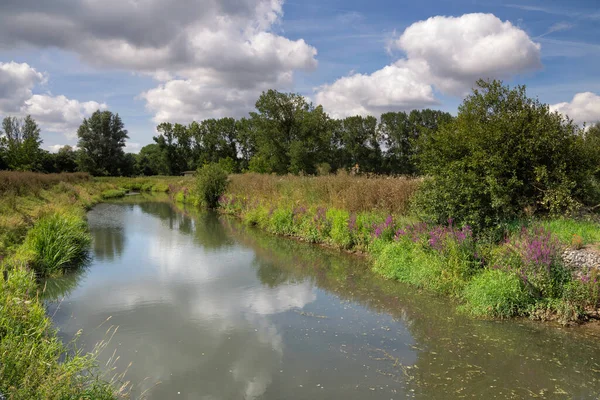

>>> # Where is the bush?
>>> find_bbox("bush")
[151,182,169,192]
[197,163,229,208]
[462,269,532,318]
[416,79,593,232]
[20,212,91,276]
[101,189,126,199]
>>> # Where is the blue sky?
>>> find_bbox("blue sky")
[0,0,599,152]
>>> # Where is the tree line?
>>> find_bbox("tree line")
[141,90,453,176]
[1,83,598,186]
[0,89,454,176]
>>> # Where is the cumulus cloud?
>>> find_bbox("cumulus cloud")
[550,92,600,125]
[47,144,79,153]
[0,62,106,138]
[316,13,542,118]
[315,62,438,119]
[0,0,318,123]
[0,61,46,112]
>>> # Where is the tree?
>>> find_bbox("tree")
[77,110,129,176]
[249,90,333,174]
[54,145,78,173]
[192,118,239,168]
[153,123,187,175]
[0,115,43,170]
[379,109,454,175]
[415,79,593,231]
[137,143,169,176]
[334,115,382,173]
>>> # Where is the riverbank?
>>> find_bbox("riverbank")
[0,172,127,399]
[141,173,600,325]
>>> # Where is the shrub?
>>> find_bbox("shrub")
[20,212,91,276]
[151,182,169,192]
[462,269,532,318]
[101,189,126,199]
[197,163,229,208]
[416,79,593,232]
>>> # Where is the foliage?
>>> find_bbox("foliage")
[136,143,169,176]
[20,212,91,276]
[0,115,43,171]
[415,79,594,232]
[379,109,453,175]
[462,269,532,318]
[196,163,229,208]
[101,189,127,199]
[77,110,129,176]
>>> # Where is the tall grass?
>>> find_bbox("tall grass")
[0,174,123,397]
[20,212,91,276]
[0,264,122,399]
[227,172,421,214]
[0,171,90,196]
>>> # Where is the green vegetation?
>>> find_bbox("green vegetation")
[0,264,119,399]
[196,163,229,208]
[19,211,91,276]
[462,269,531,318]
[101,189,127,199]
[0,172,124,399]
[415,80,599,233]
[77,110,130,176]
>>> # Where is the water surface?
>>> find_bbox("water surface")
[47,200,600,399]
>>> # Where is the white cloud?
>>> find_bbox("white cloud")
[23,94,107,139]
[47,144,79,153]
[315,62,437,119]
[124,141,141,153]
[316,13,542,118]
[550,92,600,125]
[0,62,106,138]
[0,61,46,112]
[0,0,318,124]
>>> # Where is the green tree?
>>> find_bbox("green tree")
[334,115,382,173]
[77,110,129,176]
[379,109,453,175]
[415,79,592,231]
[193,118,239,168]
[586,122,600,180]
[137,143,169,176]
[54,145,78,173]
[0,115,43,170]
[153,123,190,175]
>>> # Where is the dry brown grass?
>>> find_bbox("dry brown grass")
[0,171,90,195]
[227,172,422,214]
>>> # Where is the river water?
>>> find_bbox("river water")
[45,199,600,399]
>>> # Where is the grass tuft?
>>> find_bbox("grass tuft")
[20,212,91,276]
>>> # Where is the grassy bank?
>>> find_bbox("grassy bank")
[0,172,126,399]
[145,172,600,324]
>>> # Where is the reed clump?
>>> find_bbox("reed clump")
[19,211,91,276]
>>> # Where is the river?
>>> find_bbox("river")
[45,199,600,399]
